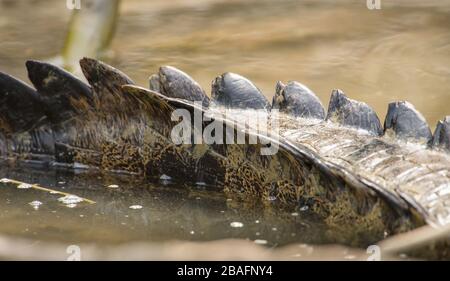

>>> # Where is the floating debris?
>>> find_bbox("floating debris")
[254,239,268,245]
[58,195,83,205]
[160,174,172,181]
[299,205,309,211]
[107,184,119,189]
[66,204,77,208]
[272,227,278,231]
[129,205,143,210]
[190,230,195,235]
[0,178,95,204]
[291,212,299,217]
[230,221,244,228]
[29,201,43,210]
[255,220,260,224]
[267,195,277,201]
[58,181,66,185]
[17,183,32,189]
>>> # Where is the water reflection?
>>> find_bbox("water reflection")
[0,163,334,247]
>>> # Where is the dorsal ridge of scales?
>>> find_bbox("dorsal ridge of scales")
[1,58,450,229]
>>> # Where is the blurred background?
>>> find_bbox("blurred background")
[1,0,450,128]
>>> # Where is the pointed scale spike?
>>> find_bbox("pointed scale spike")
[149,73,161,93]
[272,81,325,119]
[432,116,450,151]
[384,101,432,143]
[326,89,383,136]
[0,72,47,134]
[26,60,94,123]
[211,72,270,110]
[79,57,135,108]
[150,66,210,107]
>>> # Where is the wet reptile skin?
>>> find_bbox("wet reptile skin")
[1,58,450,250]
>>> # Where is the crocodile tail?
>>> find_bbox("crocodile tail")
[121,84,417,234]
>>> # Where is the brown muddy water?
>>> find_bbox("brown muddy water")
[0,0,449,260]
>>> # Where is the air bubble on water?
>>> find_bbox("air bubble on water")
[272,227,278,231]
[230,221,244,228]
[160,174,172,180]
[267,195,277,201]
[226,198,233,202]
[107,184,119,189]
[255,220,260,224]
[66,204,77,208]
[0,178,11,183]
[254,239,268,245]
[58,195,83,204]
[58,181,66,185]
[18,183,32,189]
[29,201,42,210]
[190,230,195,235]
[299,205,309,211]
[255,232,261,236]
[291,212,299,216]
[129,205,143,210]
